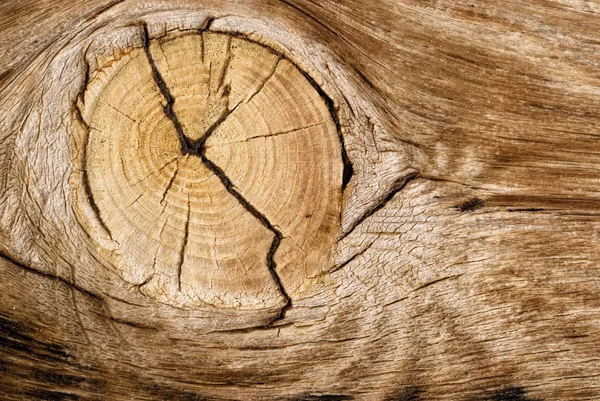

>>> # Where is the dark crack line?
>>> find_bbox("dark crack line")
[412,274,463,293]
[243,122,324,143]
[148,25,353,196]
[298,69,353,191]
[142,26,291,322]
[0,251,101,303]
[75,47,116,241]
[191,98,239,153]
[245,56,282,105]
[198,16,217,64]
[201,16,217,33]
[201,156,292,324]
[74,106,115,242]
[142,24,192,154]
[340,172,420,241]
[0,252,139,342]
[216,36,233,94]
[142,24,239,157]
[200,32,206,63]
[177,196,191,291]
[159,158,179,206]
[145,25,352,194]
[79,44,92,105]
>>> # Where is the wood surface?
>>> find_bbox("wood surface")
[1,1,600,400]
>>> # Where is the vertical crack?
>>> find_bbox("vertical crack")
[298,69,354,191]
[141,24,192,154]
[141,26,292,323]
[159,158,179,206]
[74,47,117,242]
[201,157,291,323]
[216,36,232,95]
[177,195,191,292]
[74,106,115,242]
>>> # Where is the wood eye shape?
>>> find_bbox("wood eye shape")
[74,28,345,314]
[2,3,599,401]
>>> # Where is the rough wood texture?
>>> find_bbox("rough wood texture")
[1,1,600,400]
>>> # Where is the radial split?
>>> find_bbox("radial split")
[77,27,344,311]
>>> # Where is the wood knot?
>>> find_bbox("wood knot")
[73,28,344,314]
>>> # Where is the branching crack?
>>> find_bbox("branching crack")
[191,98,239,153]
[142,25,240,157]
[142,25,291,322]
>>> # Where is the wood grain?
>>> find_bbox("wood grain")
[1,0,599,400]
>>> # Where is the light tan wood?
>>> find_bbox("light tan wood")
[75,30,342,312]
[1,1,600,400]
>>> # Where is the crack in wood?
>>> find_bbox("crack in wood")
[0,251,101,305]
[216,36,233,95]
[142,25,292,321]
[245,56,282,105]
[159,158,179,206]
[330,236,378,273]
[298,68,354,191]
[200,155,292,324]
[191,98,239,153]
[412,274,463,293]
[207,122,326,147]
[245,122,324,142]
[177,195,191,291]
[340,171,419,240]
[206,27,353,194]
[73,106,115,242]
[142,24,192,155]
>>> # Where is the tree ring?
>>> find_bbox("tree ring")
[76,29,344,310]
